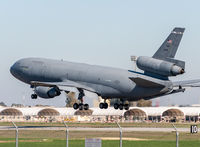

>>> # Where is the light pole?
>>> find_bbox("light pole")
[12,121,18,147]
[116,122,122,147]
[172,124,179,147]
[63,121,69,147]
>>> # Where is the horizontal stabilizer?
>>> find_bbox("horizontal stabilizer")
[173,79,200,87]
[129,77,164,88]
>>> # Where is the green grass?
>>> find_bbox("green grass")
[0,140,199,147]
[1,130,200,141]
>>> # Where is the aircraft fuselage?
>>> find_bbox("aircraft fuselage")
[10,58,171,101]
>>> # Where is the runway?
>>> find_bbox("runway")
[0,126,196,132]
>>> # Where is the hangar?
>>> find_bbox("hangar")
[124,108,147,121]
[0,106,199,123]
[0,108,23,116]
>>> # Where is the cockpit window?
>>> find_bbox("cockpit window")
[20,66,29,70]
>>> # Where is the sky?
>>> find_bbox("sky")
[0,0,200,107]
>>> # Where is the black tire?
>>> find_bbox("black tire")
[104,103,108,109]
[84,104,89,110]
[31,94,37,99]
[79,103,84,110]
[114,103,119,109]
[31,94,34,99]
[124,104,129,110]
[99,103,104,109]
[73,103,79,110]
[119,104,123,110]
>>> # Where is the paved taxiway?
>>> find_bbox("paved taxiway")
[0,126,197,132]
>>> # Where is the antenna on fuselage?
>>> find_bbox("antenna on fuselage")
[130,56,137,71]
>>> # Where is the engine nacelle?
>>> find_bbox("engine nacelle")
[35,86,61,99]
[136,56,184,77]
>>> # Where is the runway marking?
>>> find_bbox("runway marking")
[0,126,197,132]
[100,137,151,141]
[0,139,49,143]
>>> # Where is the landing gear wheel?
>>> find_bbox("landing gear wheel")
[73,103,79,110]
[84,104,89,110]
[79,103,84,110]
[114,103,119,109]
[99,103,108,109]
[104,103,108,109]
[31,94,37,99]
[119,104,124,110]
[99,103,104,109]
[124,104,129,110]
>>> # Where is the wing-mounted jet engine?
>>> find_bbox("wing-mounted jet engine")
[31,86,61,99]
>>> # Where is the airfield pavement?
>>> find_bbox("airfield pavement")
[0,126,198,132]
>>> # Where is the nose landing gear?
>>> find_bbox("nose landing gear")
[31,94,37,99]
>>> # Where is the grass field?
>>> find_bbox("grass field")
[0,130,199,146]
[0,130,200,141]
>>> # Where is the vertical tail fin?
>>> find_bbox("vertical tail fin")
[153,27,185,59]
[152,27,185,69]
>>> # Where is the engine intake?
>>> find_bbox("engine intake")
[136,56,184,77]
[35,86,61,99]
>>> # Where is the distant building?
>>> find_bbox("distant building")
[0,106,199,123]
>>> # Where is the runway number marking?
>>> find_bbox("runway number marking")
[190,125,198,134]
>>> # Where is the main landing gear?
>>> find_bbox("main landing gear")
[72,89,89,110]
[99,99,108,109]
[73,103,89,111]
[114,103,129,110]
[98,99,130,110]
[114,99,129,110]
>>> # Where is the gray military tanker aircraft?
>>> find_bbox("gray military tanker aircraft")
[10,27,200,110]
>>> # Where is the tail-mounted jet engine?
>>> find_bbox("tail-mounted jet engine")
[136,56,184,77]
[35,86,61,98]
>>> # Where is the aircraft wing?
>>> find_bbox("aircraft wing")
[172,79,200,87]
[30,80,97,93]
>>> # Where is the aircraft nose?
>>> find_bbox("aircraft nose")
[10,61,21,78]
[10,62,17,76]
